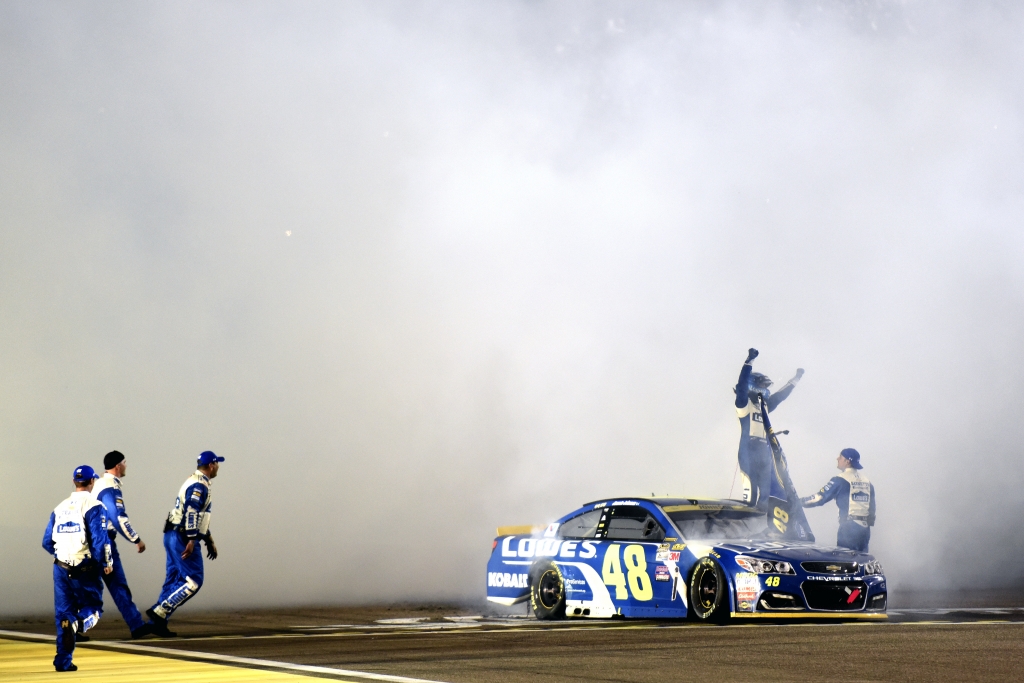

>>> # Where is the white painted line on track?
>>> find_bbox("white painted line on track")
[0,629,449,683]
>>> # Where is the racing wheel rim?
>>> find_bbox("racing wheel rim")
[693,563,720,613]
[537,568,564,610]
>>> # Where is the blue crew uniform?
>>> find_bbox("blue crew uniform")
[802,460,876,551]
[735,353,802,510]
[93,472,146,633]
[42,466,112,672]
[148,452,223,629]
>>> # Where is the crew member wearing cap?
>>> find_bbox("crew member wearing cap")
[801,448,876,551]
[42,466,114,672]
[92,450,153,638]
[146,451,223,636]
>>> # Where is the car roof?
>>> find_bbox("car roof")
[581,497,759,512]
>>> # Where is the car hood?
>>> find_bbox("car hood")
[712,540,873,563]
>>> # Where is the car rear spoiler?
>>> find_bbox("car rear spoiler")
[496,525,544,536]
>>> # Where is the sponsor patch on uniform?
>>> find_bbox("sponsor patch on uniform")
[655,565,671,582]
[655,551,680,562]
[56,522,82,533]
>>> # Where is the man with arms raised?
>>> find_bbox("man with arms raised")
[734,348,804,510]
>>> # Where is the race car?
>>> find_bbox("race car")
[486,497,886,621]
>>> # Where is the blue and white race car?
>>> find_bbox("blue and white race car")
[486,497,886,621]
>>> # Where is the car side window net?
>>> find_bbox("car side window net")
[558,509,603,539]
[601,506,666,542]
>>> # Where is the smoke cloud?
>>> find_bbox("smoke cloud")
[2,1,1023,613]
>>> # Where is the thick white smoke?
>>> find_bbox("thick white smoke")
[2,1,1023,613]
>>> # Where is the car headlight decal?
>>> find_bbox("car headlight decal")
[734,555,797,575]
[863,560,884,576]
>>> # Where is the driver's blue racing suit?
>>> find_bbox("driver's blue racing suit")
[735,362,800,510]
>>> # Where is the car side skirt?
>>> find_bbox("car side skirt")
[487,595,529,606]
[731,612,888,619]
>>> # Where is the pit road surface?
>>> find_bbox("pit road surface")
[4,604,1024,683]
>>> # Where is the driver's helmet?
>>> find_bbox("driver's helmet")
[748,372,773,401]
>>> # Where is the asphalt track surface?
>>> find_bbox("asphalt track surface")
[4,602,1024,682]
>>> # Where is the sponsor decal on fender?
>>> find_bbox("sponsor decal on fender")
[735,571,760,605]
[655,565,671,582]
[655,551,680,562]
[488,572,528,589]
[500,536,598,559]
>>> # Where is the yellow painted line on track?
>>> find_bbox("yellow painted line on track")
[0,633,449,683]
[1,637,315,683]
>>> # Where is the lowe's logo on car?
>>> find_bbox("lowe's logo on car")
[488,572,528,588]
[501,536,599,559]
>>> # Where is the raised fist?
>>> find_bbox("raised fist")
[795,368,805,379]
[745,348,759,364]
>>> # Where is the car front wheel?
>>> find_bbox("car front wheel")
[529,561,566,620]
[689,557,729,623]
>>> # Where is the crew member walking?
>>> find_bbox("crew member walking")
[93,450,153,638]
[734,348,804,509]
[42,465,113,672]
[801,448,876,551]
[146,451,223,636]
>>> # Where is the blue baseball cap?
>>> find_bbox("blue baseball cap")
[197,451,225,467]
[840,448,863,470]
[73,465,99,483]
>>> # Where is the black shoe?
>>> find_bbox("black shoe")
[55,664,78,672]
[75,632,90,642]
[145,609,177,637]
[131,623,155,639]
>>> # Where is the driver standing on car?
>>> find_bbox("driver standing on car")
[734,348,804,510]
[801,448,876,551]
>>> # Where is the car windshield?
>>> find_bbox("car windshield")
[664,506,768,540]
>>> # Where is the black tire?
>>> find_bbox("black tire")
[529,561,566,620]
[688,557,730,623]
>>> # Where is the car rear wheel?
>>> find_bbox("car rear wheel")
[689,557,729,623]
[530,561,566,620]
